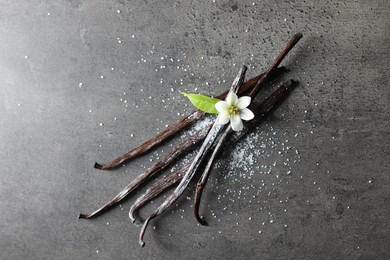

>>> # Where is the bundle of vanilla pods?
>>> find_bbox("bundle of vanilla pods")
[79,33,303,247]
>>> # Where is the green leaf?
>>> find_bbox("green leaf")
[180,92,222,114]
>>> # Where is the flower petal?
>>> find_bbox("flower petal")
[237,96,251,109]
[226,92,238,106]
[240,108,255,121]
[215,101,228,114]
[231,114,243,131]
[218,113,230,125]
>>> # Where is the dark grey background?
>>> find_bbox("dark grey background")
[1,0,389,259]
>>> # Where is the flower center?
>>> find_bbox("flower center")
[228,105,240,116]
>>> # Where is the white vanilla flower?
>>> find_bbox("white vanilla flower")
[215,92,255,131]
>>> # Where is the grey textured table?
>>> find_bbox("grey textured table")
[1,1,389,259]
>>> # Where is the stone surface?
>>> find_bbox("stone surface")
[0,0,389,259]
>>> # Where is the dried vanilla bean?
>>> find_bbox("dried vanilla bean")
[194,125,232,225]
[93,110,204,170]
[94,67,287,170]
[138,66,248,247]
